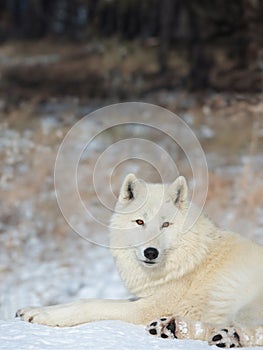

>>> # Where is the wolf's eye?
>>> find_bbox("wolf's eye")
[135,219,144,226]
[162,222,170,228]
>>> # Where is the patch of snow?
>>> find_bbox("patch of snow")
[1,319,262,350]
[199,125,215,139]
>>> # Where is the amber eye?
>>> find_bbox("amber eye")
[162,222,170,228]
[135,219,144,226]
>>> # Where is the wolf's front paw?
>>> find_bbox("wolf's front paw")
[146,316,177,339]
[16,307,39,322]
[16,307,62,327]
[209,327,241,348]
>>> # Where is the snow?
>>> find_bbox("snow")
[1,319,262,350]
[0,319,215,350]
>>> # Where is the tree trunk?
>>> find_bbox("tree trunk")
[158,0,174,73]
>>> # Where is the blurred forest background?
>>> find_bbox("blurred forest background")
[0,0,263,320]
[0,0,262,102]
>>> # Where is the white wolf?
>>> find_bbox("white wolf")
[17,174,263,348]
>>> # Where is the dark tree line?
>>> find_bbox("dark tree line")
[0,0,262,90]
[1,0,262,41]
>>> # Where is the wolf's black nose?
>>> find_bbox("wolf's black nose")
[144,247,159,260]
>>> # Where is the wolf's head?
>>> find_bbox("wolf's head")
[111,172,188,259]
[110,174,212,296]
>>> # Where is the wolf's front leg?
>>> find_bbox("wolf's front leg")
[16,298,147,327]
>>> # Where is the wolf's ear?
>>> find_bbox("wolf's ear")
[169,176,188,208]
[119,173,139,204]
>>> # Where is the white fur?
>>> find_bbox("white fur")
[17,175,263,346]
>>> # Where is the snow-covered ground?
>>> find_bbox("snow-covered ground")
[0,319,215,350]
[1,319,263,350]
[0,101,263,349]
